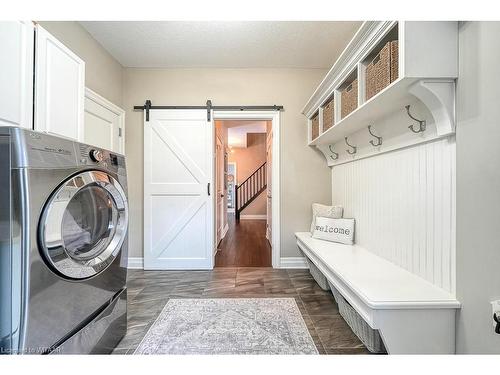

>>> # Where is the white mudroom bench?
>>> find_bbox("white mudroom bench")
[295,232,461,354]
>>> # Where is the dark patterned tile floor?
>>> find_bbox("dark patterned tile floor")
[112,267,371,355]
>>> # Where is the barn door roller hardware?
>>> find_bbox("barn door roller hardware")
[206,100,212,121]
[134,100,284,122]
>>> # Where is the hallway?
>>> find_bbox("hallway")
[215,215,271,267]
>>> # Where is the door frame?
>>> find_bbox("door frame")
[214,131,225,246]
[213,110,281,268]
[227,161,237,213]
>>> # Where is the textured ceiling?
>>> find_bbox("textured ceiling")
[79,21,362,68]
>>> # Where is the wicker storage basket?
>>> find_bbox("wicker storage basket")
[329,281,386,353]
[311,113,320,140]
[322,97,335,132]
[365,40,399,100]
[305,259,330,291]
[391,41,399,82]
[340,79,358,118]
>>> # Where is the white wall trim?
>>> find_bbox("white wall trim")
[221,223,229,239]
[279,257,309,269]
[214,110,281,269]
[129,256,309,270]
[240,214,267,220]
[85,87,126,154]
[127,257,144,269]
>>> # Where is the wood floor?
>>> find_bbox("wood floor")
[215,214,271,267]
[113,267,370,354]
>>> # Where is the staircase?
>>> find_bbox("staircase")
[235,162,267,221]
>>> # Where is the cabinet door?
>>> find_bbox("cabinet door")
[84,88,125,154]
[0,21,34,129]
[35,25,85,141]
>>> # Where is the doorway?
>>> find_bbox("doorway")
[213,111,280,268]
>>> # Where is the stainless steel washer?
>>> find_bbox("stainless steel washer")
[0,127,128,354]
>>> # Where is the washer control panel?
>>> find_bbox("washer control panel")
[89,149,104,162]
[8,127,126,171]
[78,144,125,173]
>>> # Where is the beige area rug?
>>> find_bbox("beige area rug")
[134,298,318,355]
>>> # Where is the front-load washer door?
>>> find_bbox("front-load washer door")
[39,170,128,279]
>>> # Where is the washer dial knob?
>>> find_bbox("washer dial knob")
[89,149,104,162]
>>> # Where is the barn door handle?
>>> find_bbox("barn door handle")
[207,183,211,196]
[494,313,500,334]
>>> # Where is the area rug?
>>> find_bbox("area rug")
[134,298,318,354]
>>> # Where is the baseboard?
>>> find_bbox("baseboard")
[240,214,267,220]
[129,256,307,270]
[127,257,144,269]
[221,223,229,239]
[279,257,309,269]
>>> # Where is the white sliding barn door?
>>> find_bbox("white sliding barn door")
[144,110,214,269]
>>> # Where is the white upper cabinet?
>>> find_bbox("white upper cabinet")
[84,88,125,154]
[0,21,34,129]
[35,24,85,141]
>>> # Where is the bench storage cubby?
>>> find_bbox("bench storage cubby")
[295,232,461,354]
[329,281,385,353]
[306,258,330,291]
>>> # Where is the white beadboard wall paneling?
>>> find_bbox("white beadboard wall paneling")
[332,137,456,293]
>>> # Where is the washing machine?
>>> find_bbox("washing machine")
[0,127,128,354]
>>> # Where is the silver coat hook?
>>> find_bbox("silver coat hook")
[344,137,357,155]
[367,125,383,147]
[328,145,339,160]
[405,105,426,133]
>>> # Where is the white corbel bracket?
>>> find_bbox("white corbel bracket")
[316,144,338,166]
[408,79,456,137]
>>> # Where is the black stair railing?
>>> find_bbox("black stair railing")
[235,162,267,221]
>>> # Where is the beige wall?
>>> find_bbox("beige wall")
[38,21,123,106]
[229,132,267,216]
[123,68,331,259]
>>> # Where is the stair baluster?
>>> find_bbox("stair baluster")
[235,162,267,221]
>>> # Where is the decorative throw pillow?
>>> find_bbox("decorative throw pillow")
[312,217,355,245]
[310,203,343,234]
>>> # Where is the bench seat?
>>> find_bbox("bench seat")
[295,232,461,354]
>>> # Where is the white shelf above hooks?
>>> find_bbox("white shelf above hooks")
[303,21,458,166]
